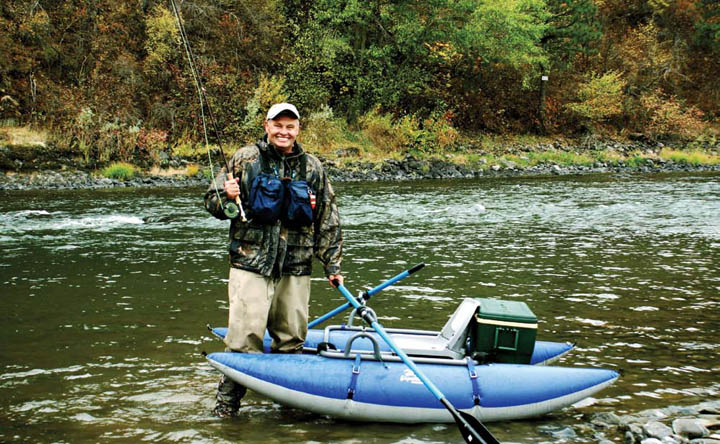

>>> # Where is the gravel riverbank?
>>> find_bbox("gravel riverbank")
[577,397,720,444]
[1,155,719,191]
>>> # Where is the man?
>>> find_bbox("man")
[204,103,343,417]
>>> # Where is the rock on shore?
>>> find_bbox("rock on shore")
[585,400,720,444]
[1,155,719,191]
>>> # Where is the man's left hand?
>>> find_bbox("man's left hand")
[328,274,343,288]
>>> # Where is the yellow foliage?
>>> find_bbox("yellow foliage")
[0,126,47,146]
[238,74,289,142]
[640,91,706,139]
[615,23,675,90]
[185,164,200,177]
[144,5,180,75]
[422,113,460,152]
[358,108,420,152]
[297,105,353,155]
[566,71,626,125]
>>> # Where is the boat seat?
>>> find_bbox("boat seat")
[391,298,480,359]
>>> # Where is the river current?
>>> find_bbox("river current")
[1,172,718,443]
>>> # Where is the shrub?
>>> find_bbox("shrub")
[143,5,180,76]
[233,74,288,144]
[185,164,200,177]
[137,128,168,165]
[102,162,137,180]
[358,107,420,152]
[75,107,97,163]
[71,108,159,165]
[96,118,142,163]
[566,71,626,130]
[298,105,356,156]
[418,111,460,154]
[171,137,205,160]
[640,91,707,140]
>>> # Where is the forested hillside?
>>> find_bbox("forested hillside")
[1,0,718,166]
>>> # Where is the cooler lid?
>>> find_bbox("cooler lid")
[476,298,537,323]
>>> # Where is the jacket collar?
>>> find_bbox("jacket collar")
[258,135,304,161]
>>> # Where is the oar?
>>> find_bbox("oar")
[308,263,425,329]
[333,281,500,444]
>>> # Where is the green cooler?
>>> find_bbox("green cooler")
[469,298,538,364]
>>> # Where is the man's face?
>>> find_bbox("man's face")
[264,116,300,153]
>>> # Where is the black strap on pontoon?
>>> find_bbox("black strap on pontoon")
[466,358,482,406]
[346,353,363,400]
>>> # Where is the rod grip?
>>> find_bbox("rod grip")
[225,172,246,221]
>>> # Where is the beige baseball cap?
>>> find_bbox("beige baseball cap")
[266,103,300,121]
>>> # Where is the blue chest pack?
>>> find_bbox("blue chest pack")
[247,154,315,228]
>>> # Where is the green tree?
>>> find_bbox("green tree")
[285,0,550,129]
[566,71,626,131]
[536,0,601,133]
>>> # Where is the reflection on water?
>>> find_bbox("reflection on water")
[1,172,719,443]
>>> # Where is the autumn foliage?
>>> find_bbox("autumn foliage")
[0,0,718,165]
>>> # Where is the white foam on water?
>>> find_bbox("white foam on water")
[17,210,51,216]
[0,211,144,235]
[632,306,659,312]
[55,215,144,230]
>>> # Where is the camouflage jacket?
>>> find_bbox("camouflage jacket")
[204,137,342,278]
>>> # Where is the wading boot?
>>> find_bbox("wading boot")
[213,375,247,418]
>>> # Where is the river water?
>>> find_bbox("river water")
[1,172,719,443]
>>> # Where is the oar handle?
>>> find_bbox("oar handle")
[309,264,425,329]
[364,263,425,299]
[307,302,351,329]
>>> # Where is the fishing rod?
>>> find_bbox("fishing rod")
[169,0,246,221]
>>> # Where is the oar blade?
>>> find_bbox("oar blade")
[456,409,500,444]
[441,398,500,444]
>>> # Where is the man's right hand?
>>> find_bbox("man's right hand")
[224,177,240,200]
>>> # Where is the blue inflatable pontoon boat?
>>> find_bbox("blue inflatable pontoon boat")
[206,298,619,423]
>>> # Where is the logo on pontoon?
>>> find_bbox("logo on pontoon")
[400,369,422,384]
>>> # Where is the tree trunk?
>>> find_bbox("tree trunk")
[538,66,548,135]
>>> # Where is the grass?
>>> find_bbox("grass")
[451,149,595,170]
[3,123,720,174]
[149,166,187,176]
[0,125,47,146]
[101,162,138,180]
[659,148,720,166]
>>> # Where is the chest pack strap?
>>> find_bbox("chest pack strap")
[297,152,307,181]
[259,148,308,181]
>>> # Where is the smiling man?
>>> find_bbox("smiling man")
[204,103,344,417]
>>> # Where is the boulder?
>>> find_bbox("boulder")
[674,419,710,439]
[645,422,674,440]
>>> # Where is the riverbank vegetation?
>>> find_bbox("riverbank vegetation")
[1,0,719,172]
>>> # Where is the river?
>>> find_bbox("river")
[1,172,718,443]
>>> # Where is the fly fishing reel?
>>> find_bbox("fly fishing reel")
[223,201,241,219]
